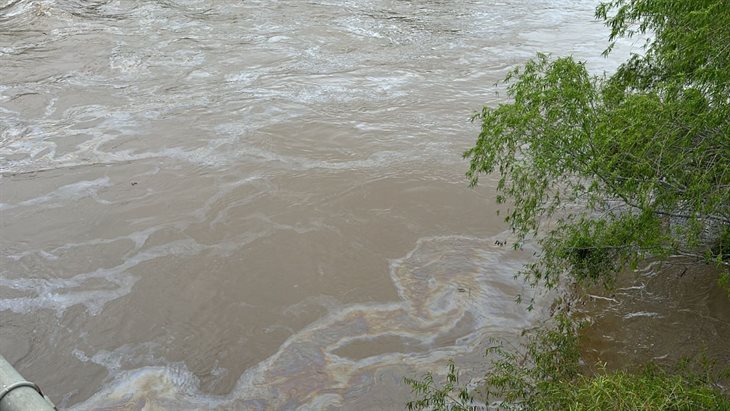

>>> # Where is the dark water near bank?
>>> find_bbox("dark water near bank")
[1,1,705,409]
[581,263,730,375]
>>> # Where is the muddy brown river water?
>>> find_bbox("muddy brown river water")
[4,1,726,410]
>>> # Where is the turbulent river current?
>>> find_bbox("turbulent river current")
[0,1,640,409]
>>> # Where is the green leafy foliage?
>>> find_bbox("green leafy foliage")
[480,313,582,409]
[405,361,478,411]
[465,0,730,288]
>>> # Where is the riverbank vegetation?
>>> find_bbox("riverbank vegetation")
[407,0,730,408]
[407,315,730,410]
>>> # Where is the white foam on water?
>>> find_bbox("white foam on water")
[7,177,112,208]
[0,238,209,316]
[623,311,662,320]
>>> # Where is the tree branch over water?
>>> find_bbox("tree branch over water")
[464,0,730,290]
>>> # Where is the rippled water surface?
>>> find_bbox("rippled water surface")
[2,1,626,409]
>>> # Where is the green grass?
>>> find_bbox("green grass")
[531,368,730,411]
